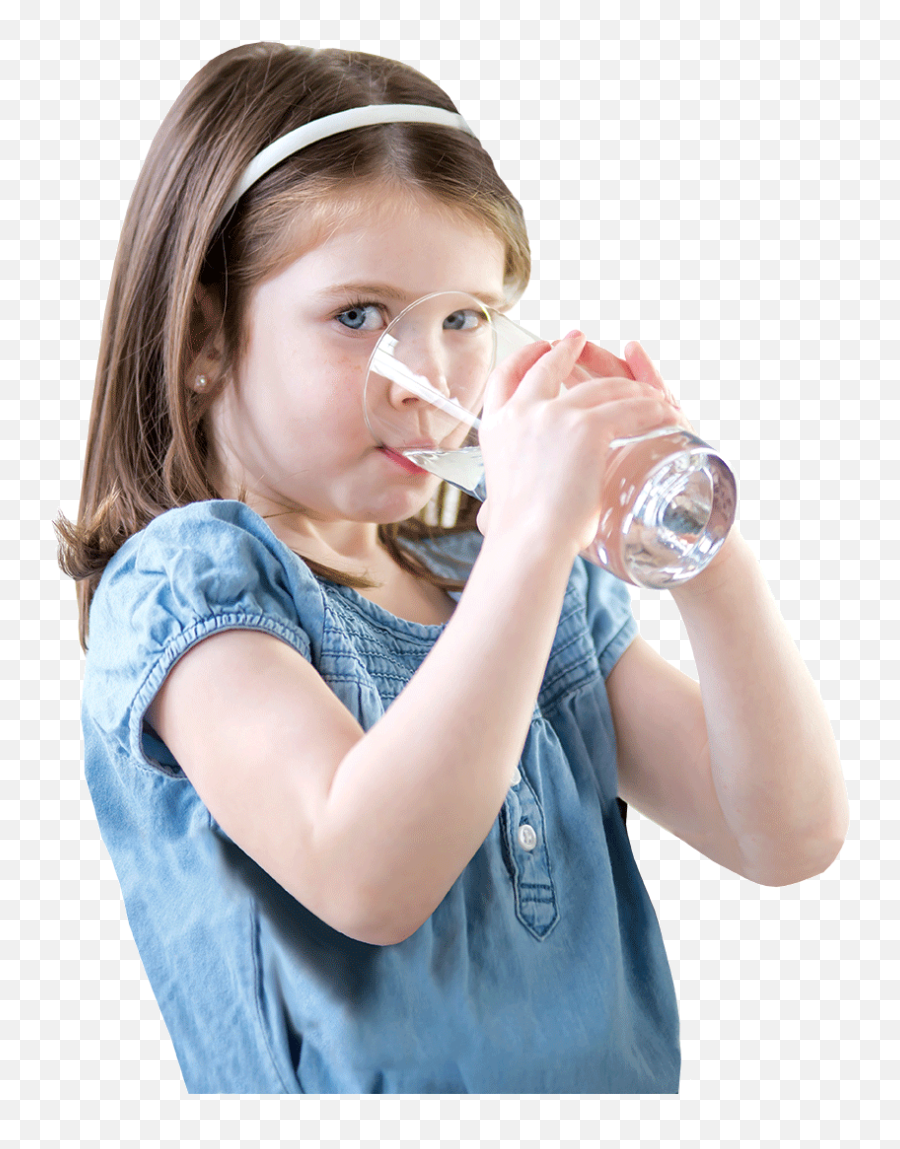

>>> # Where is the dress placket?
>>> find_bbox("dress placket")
[501,765,559,940]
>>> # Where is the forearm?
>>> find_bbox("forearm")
[323,527,577,944]
[671,528,849,884]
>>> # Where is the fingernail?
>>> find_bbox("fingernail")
[566,329,584,341]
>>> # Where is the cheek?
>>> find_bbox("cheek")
[331,343,370,385]
[319,351,370,415]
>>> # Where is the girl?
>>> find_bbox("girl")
[57,42,848,1094]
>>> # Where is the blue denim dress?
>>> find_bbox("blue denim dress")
[81,500,680,1094]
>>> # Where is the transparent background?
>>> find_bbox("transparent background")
[5,0,897,1144]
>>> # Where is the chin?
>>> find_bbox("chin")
[365,491,437,526]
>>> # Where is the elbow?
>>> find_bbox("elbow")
[744,828,848,888]
[749,856,839,888]
[319,903,410,948]
[742,785,850,888]
[342,910,422,948]
[317,885,410,947]
[331,883,427,947]
[309,821,426,948]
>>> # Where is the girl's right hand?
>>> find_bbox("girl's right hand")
[476,331,681,555]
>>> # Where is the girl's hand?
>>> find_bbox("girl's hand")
[476,335,689,552]
[620,341,694,434]
[575,338,694,433]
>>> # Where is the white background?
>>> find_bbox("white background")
[5,0,897,1144]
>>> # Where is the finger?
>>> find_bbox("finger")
[483,339,552,417]
[579,393,680,442]
[515,329,588,401]
[550,341,632,388]
[558,375,648,408]
[561,376,688,438]
[624,340,681,408]
[623,341,665,388]
[582,391,694,439]
[575,341,635,381]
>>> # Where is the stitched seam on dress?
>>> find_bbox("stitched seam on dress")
[539,655,601,710]
[597,614,640,678]
[538,591,597,695]
[320,670,411,687]
[249,898,296,1094]
[549,611,593,657]
[321,641,425,679]
[320,648,424,682]
[518,884,555,902]
[320,595,439,679]
[545,647,599,677]
[318,599,423,688]
[319,597,370,681]
[539,605,637,707]
[112,740,188,781]
[324,590,438,646]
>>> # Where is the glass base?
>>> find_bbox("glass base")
[587,435,737,588]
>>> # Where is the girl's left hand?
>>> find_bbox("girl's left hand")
[476,338,694,539]
[575,338,695,436]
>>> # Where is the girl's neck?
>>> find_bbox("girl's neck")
[262,511,384,575]
[262,507,456,625]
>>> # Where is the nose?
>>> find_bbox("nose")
[385,324,452,411]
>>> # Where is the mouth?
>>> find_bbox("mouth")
[378,446,433,475]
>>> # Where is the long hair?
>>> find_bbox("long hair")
[55,43,531,650]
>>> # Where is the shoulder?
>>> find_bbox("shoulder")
[100,498,314,593]
[103,498,296,582]
[83,500,325,771]
[88,499,324,666]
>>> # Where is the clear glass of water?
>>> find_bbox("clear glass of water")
[363,291,737,589]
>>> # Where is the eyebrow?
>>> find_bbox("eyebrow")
[322,282,507,309]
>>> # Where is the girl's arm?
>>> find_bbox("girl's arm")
[608,529,848,886]
[606,345,848,885]
[149,526,574,946]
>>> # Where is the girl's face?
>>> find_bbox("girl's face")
[204,190,508,538]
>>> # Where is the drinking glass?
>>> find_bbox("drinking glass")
[363,291,736,588]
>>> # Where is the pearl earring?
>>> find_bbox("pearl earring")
[195,374,208,391]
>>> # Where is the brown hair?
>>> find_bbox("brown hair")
[54,42,531,650]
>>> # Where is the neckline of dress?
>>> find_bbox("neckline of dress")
[322,579,453,635]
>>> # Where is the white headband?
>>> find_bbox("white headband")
[213,103,475,232]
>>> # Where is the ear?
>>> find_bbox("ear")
[188,283,226,382]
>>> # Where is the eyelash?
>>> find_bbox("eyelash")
[333,299,388,332]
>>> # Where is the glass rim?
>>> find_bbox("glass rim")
[362,290,498,380]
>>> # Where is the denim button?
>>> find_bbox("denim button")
[511,767,522,786]
[518,824,537,851]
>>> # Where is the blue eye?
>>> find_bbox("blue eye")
[443,309,484,331]
[336,303,385,331]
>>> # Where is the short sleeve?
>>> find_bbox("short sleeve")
[573,555,639,680]
[82,500,324,776]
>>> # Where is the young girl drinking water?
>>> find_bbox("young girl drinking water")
[57,42,848,1094]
